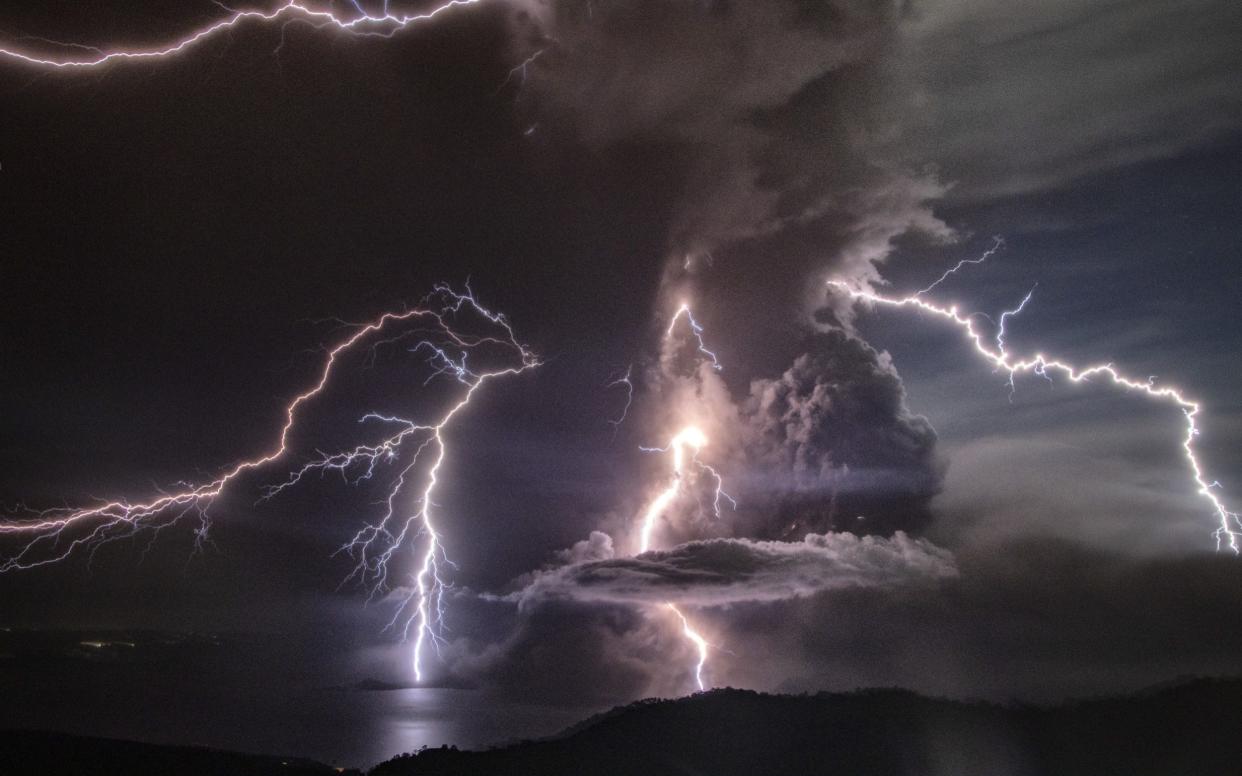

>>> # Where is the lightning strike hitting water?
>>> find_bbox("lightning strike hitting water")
[0,0,488,68]
[827,280,1242,553]
[0,285,537,680]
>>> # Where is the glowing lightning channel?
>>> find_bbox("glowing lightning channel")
[493,48,546,94]
[996,284,1036,353]
[637,427,734,554]
[606,364,635,433]
[668,303,723,371]
[638,426,706,555]
[0,284,537,682]
[0,0,488,69]
[827,280,1242,553]
[636,426,722,692]
[916,235,1005,296]
[666,602,708,691]
[629,302,735,692]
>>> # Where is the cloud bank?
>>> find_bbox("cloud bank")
[503,531,956,608]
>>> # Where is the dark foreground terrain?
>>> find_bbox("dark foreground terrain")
[0,730,360,776]
[3,678,1240,775]
[374,678,1242,776]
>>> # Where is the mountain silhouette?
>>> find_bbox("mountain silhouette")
[4,678,1240,775]
[372,677,1242,776]
[0,729,360,776]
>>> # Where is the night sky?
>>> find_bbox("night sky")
[2,0,1242,767]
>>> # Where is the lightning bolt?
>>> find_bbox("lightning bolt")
[666,602,708,692]
[0,0,490,69]
[628,303,735,692]
[605,364,634,433]
[637,426,734,554]
[636,426,722,692]
[493,47,546,94]
[827,280,1241,553]
[638,426,705,556]
[916,235,1005,296]
[0,284,537,681]
[996,285,1039,400]
[668,303,723,371]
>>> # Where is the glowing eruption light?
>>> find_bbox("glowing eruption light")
[0,0,488,69]
[638,426,707,555]
[630,303,736,691]
[828,279,1241,552]
[637,426,718,692]
[0,285,538,681]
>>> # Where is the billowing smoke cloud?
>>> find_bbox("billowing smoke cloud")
[713,538,1242,702]
[886,0,1242,201]
[463,0,974,703]
[524,1,893,254]
[453,599,702,704]
[503,531,956,608]
[520,0,953,296]
[438,2,1242,706]
[459,538,1242,706]
[735,330,944,538]
[459,528,954,703]
[632,319,942,549]
[509,2,954,552]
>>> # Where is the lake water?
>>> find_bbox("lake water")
[4,682,588,769]
[0,632,592,770]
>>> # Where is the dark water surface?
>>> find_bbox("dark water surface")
[0,631,589,769]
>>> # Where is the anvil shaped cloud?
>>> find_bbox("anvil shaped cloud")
[503,531,956,609]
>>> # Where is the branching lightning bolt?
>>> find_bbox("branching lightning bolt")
[668,303,723,371]
[629,303,735,692]
[0,284,537,681]
[606,364,634,433]
[666,602,709,692]
[636,426,722,692]
[916,235,1005,296]
[0,0,489,69]
[637,427,734,555]
[827,280,1241,553]
[996,284,1039,400]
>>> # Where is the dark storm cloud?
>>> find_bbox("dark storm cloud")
[503,531,955,607]
[929,422,1211,555]
[5,0,1240,736]
[469,537,1242,707]
[886,0,1242,199]
[715,538,1242,702]
[622,320,944,551]
[503,2,961,559]
[452,599,701,704]
[526,0,952,284]
[734,329,943,538]
[517,3,957,565]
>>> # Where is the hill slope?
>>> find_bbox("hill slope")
[372,678,1242,776]
[0,730,356,776]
